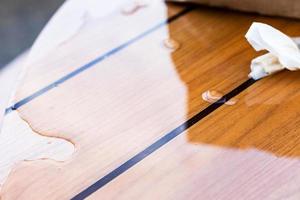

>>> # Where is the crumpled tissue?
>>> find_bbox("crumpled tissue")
[246,22,300,80]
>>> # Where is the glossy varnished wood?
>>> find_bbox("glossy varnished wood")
[88,12,300,200]
[90,73,300,200]
[2,1,300,199]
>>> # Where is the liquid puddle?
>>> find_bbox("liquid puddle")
[0,112,74,191]
[202,90,237,105]
[163,38,181,51]
[121,1,149,15]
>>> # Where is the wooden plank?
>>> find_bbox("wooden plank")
[12,1,183,101]
[91,132,300,199]
[84,8,300,200]
[2,2,300,200]
[88,46,300,199]
[0,51,75,190]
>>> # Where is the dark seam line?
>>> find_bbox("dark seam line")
[4,6,194,115]
[71,78,256,200]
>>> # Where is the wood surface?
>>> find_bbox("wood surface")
[0,52,74,189]
[91,72,300,200]
[0,52,27,129]
[1,0,300,199]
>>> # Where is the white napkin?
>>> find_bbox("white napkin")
[245,22,300,79]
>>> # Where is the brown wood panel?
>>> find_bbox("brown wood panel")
[2,2,300,200]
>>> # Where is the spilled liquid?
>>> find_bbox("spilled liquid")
[0,112,74,189]
[121,1,149,15]
[3,0,300,199]
[202,90,237,105]
[163,38,181,51]
[1,1,188,199]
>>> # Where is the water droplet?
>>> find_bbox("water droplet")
[121,1,148,15]
[163,38,181,51]
[225,98,237,106]
[202,90,237,105]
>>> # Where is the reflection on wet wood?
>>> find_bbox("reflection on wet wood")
[90,13,300,199]
[2,1,300,199]
[189,70,300,157]
[90,71,300,199]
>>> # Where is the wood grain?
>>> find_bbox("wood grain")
[0,52,75,188]
[88,12,300,200]
[2,1,300,199]
[89,70,300,200]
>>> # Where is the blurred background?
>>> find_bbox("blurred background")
[0,0,65,68]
